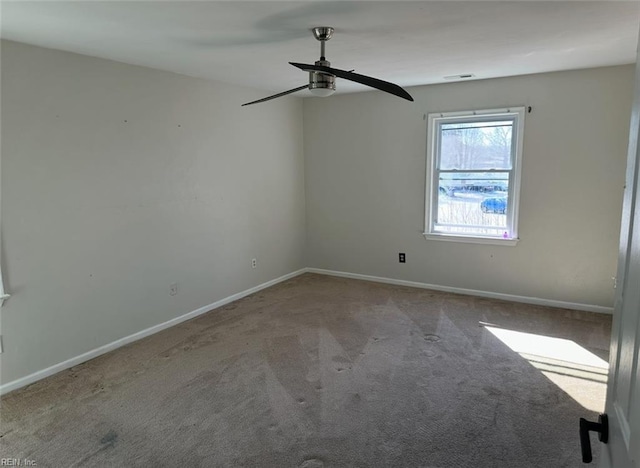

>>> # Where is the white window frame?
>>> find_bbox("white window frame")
[424,107,525,245]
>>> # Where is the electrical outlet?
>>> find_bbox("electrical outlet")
[399,253,406,263]
[169,283,178,296]
[251,258,257,269]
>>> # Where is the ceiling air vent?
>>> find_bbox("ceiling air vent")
[443,74,475,80]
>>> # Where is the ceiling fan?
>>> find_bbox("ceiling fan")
[242,27,414,106]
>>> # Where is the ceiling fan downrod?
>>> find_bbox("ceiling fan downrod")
[313,26,334,60]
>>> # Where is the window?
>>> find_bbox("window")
[424,107,525,245]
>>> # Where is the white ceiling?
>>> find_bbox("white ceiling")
[2,1,640,97]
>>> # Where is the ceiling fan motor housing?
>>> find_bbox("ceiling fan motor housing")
[309,59,336,93]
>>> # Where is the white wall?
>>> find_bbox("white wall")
[0,41,306,385]
[304,66,633,308]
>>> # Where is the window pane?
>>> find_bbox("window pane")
[435,172,510,237]
[439,121,513,170]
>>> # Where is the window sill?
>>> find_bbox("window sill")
[423,232,519,246]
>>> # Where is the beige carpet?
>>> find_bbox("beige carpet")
[0,273,611,467]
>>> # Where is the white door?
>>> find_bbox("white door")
[599,34,640,468]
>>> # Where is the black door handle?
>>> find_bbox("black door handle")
[579,414,608,463]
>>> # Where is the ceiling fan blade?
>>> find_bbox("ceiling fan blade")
[290,62,414,102]
[242,84,309,106]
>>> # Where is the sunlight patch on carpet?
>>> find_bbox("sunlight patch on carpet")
[485,326,608,412]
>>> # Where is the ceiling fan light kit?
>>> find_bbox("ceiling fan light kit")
[242,27,413,106]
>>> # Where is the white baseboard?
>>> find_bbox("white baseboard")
[0,269,307,396]
[306,268,614,315]
[1,266,612,395]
